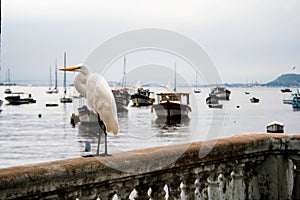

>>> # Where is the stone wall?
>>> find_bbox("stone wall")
[0,133,300,199]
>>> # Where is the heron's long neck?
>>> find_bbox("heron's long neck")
[74,73,87,98]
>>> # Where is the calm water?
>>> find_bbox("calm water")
[0,86,299,168]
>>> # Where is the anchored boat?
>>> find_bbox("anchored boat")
[131,87,155,107]
[5,92,36,105]
[152,92,191,119]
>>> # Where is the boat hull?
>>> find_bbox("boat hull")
[152,102,191,119]
[112,89,130,112]
[78,106,99,125]
[131,96,154,106]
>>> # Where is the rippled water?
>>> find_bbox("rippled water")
[0,86,299,168]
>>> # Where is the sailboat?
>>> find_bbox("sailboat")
[46,61,59,94]
[112,56,131,111]
[60,52,73,103]
[194,70,201,93]
[4,69,12,94]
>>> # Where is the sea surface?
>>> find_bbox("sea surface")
[0,86,299,169]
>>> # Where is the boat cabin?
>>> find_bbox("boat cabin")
[156,92,190,105]
[266,121,284,133]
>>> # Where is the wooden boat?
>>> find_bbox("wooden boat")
[281,88,292,93]
[112,88,131,112]
[131,87,155,107]
[209,86,231,100]
[45,103,59,107]
[266,121,284,133]
[208,104,223,109]
[5,92,36,105]
[250,97,260,103]
[152,92,191,119]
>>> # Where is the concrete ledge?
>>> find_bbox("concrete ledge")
[0,133,299,199]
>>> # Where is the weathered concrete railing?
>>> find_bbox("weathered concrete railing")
[1,133,300,199]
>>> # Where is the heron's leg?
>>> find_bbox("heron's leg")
[96,114,102,156]
[103,125,108,155]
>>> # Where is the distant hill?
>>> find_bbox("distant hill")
[266,74,300,87]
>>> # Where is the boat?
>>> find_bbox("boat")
[292,96,300,109]
[152,92,191,119]
[206,94,219,104]
[112,88,131,112]
[209,86,231,100]
[131,87,155,107]
[266,121,284,133]
[250,97,260,103]
[194,70,201,93]
[46,63,59,94]
[77,105,99,125]
[60,52,73,103]
[208,104,223,109]
[5,92,36,105]
[0,99,3,113]
[45,103,59,107]
[281,88,292,93]
[112,57,131,111]
[283,89,299,104]
[4,69,12,94]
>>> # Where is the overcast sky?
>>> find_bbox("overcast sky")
[1,0,300,85]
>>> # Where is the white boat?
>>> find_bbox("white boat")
[152,92,191,119]
[4,69,12,94]
[60,52,72,103]
[209,86,231,100]
[46,63,59,94]
[266,121,284,133]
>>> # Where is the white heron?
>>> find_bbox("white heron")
[60,64,119,156]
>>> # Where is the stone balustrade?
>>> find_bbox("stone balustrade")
[0,133,300,199]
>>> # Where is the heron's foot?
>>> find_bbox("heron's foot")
[91,152,112,157]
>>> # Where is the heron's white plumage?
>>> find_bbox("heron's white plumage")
[65,64,119,135]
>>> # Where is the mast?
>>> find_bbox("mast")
[63,52,66,95]
[55,59,58,89]
[49,66,52,89]
[174,62,177,92]
[122,56,126,88]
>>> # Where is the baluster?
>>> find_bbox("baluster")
[230,164,245,200]
[168,175,181,200]
[181,174,196,200]
[195,174,208,200]
[114,180,135,200]
[78,187,97,200]
[149,182,166,199]
[207,173,220,200]
[218,173,228,200]
[292,160,300,200]
[134,183,150,200]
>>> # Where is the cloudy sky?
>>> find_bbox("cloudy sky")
[1,0,300,85]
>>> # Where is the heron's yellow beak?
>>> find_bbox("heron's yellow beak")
[59,65,81,71]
